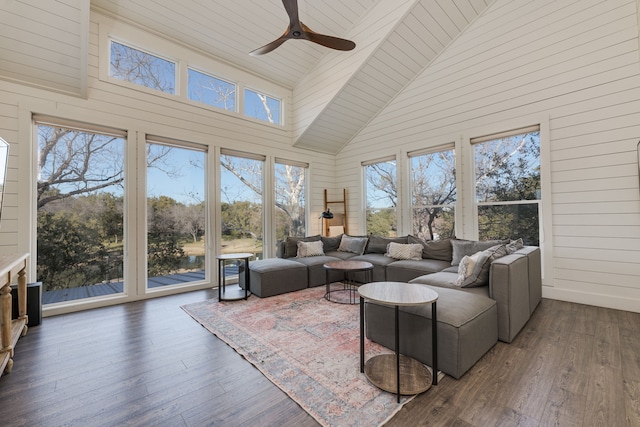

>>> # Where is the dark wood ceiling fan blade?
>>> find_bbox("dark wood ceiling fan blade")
[249,36,288,56]
[302,23,356,51]
[249,0,355,55]
[305,32,356,51]
[282,0,300,26]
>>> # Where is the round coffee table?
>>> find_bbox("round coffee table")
[358,282,438,403]
[323,260,373,304]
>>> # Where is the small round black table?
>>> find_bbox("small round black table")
[323,260,373,304]
[216,253,252,301]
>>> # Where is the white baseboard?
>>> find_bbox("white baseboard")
[542,286,640,314]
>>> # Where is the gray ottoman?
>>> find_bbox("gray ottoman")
[240,258,307,298]
[365,285,498,379]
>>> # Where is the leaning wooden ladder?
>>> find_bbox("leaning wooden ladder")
[324,189,348,236]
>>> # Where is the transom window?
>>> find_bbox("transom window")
[109,41,176,94]
[106,39,284,125]
[188,68,236,112]
[244,88,282,125]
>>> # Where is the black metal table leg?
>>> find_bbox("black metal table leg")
[360,296,365,373]
[218,259,223,301]
[432,300,438,385]
[244,257,250,299]
[395,305,400,403]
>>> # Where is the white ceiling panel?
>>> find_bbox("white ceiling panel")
[87,0,491,153]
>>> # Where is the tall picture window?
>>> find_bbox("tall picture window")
[35,119,126,304]
[146,138,207,289]
[473,126,541,245]
[363,157,397,237]
[409,146,456,240]
[220,150,265,258]
[274,159,307,241]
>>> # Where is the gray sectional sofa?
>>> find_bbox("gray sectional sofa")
[242,234,542,379]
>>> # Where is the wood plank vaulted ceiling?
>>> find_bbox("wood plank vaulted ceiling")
[92,0,492,154]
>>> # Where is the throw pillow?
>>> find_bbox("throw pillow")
[337,235,368,255]
[321,234,343,252]
[455,251,489,287]
[297,240,324,258]
[455,244,509,287]
[451,239,506,266]
[408,236,453,261]
[365,235,408,254]
[283,235,321,258]
[505,238,524,254]
[385,242,423,260]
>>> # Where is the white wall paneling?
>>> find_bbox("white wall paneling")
[336,0,640,313]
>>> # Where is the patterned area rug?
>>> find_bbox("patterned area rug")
[181,286,416,427]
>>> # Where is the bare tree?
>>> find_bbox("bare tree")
[38,126,175,209]
[411,151,456,240]
[110,41,175,93]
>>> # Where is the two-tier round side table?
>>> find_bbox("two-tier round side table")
[358,282,438,403]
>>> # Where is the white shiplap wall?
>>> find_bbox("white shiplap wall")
[293,0,492,155]
[337,0,640,312]
[0,10,336,311]
[0,0,88,97]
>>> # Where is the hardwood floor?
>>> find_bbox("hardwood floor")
[1,291,639,426]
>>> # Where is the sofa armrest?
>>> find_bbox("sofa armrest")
[276,240,285,258]
[489,253,530,343]
[513,246,542,314]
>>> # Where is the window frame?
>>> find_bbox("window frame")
[144,135,209,293]
[243,87,283,126]
[471,125,541,246]
[99,19,290,129]
[362,156,397,237]
[187,67,237,113]
[408,144,456,241]
[108,39,178,96]
[33,116,128,307]
[274,158,308,243]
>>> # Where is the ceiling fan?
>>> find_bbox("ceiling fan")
[249,0,356,56]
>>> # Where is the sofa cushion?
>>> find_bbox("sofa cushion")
[365,235,408,254]
[283,235,321,258]
[291,255,344,287]
[324,250,355,260]
[351,253,397,282]
[242,258,308,298]
[386,259,451,282]
[321,234,343,252]
[408,236,453,262]
[297,240,324,258]
[385,242,423,260]
[338,235,368,255]
[451,239,506,266]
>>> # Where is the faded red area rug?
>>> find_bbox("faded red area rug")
[181,286,415,427]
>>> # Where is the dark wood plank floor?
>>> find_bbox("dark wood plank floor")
[1,291,639,426]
